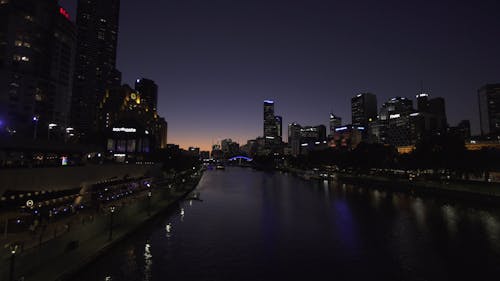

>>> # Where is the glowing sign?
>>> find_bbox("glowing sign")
[61,156,68,166]
[390,114,401,119]
[59,7,70,20]
[264,100,274,104]
[112,127,137,133]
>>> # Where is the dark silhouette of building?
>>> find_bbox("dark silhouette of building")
[478,83,500,136]
[0,0,76,139]
[351,93,377,127]
[329,113,342,136]
[135,78,158,113]
[71,0,122,140]
[275,115,282,142]
[263,100,277,144]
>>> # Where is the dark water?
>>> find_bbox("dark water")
[75,167,500,281]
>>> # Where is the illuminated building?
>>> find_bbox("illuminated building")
[0,0,76,138]
[375,97,414,146]
[351,93,377,127]
[478,83,500,136]
[71,0,122,139]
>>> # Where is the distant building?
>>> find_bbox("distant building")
[221,138,239,158]
[449,120,471,140]
[351,93,377,127]
[211,144,223,160]
[0,0,76,138]
[375,97,414,147]
[275,116,283,142]
[329,114,342,136]
[71,0,122,139]
[330,125,365,150]
[288,123,302,156]
[478,84,500,136]
[263,100,277,144]
[188,147,200,156]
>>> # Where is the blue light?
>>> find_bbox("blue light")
[264,100,274,104]
[228,156,253,162]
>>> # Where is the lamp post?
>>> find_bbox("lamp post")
[108,205,116,241]
[48,123,57,140]
[32,116,39,140]
[9,243,19,281]
[147,190,152,216]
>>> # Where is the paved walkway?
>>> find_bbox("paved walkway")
[0,172,202,281]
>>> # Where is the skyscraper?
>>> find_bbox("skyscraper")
[329,114,342,136]
[71,0,121,139]
[351,93,377,127]
[263,100,277,144]
[0,0,76,138]
[275,115,283,142]
[135,78,158,112]
[478,84,500,136]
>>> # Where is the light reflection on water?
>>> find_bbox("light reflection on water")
[75,168,500,281]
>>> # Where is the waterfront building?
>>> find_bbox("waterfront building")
[275,115,283,142]
[71,0,122,139]
[478,83,500,136]
[0,0,76,139]
[288,123,302,156]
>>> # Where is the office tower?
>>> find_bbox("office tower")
[329,114,342,136]
[378,97,414,147]
[416,93,429,112]
[275,116,283,141]
[263,100,277,144]
[0,0,76,138]
[135,78,158,112]
[414,92,448,135]
[351,93,377,127]
[71,0,121,139]
[479,84,500,136]
[288,123,302,156]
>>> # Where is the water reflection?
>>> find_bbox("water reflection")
[74,168,500,281]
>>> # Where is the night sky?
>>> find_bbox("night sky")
[61,0,500,151]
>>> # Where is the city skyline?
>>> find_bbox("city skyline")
[61,0,500,150]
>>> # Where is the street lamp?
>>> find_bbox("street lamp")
[9,243,19,281]
[32,116,39,140]
[108,205,116,241]
[48,123,57,140]
[147,190,152,216]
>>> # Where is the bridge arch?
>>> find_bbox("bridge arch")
[228,156,253,162]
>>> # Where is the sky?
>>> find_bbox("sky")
[60,0,500,151]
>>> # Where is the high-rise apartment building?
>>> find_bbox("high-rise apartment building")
[478,84,500,136]
[0,0,76,138]
[135,78,158,112]
[71,0,122,139]
[263,100,278,145]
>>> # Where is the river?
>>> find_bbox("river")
[74,167,500,281]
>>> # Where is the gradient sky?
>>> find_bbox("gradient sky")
[61,0,500,151]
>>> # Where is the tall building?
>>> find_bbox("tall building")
[329,113,342,136]
[478,84,500,136]
[135,78,158,112]
[377,97,414,147]
[71,0,121,139]
[351,93,377,127]
[275,115,283,142]
[288,122,302,156]
[0,0,76,138]
[263,100,278,145]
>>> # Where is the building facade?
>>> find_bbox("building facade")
[351,93,377,127]
[71,0,122,139]
[0,0,76,139]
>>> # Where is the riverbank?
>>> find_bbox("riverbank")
[278,166,500,201]
[0,170,204,281]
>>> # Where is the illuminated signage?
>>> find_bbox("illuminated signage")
[61,156,68,166]
[59,7,70,20]
[112,127,137,133]
[335,126,348,132]
[264,100,274,104]
[114,154,126,157]
[390,114,401,119]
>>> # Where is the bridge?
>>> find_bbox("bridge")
[228,156,253,162]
